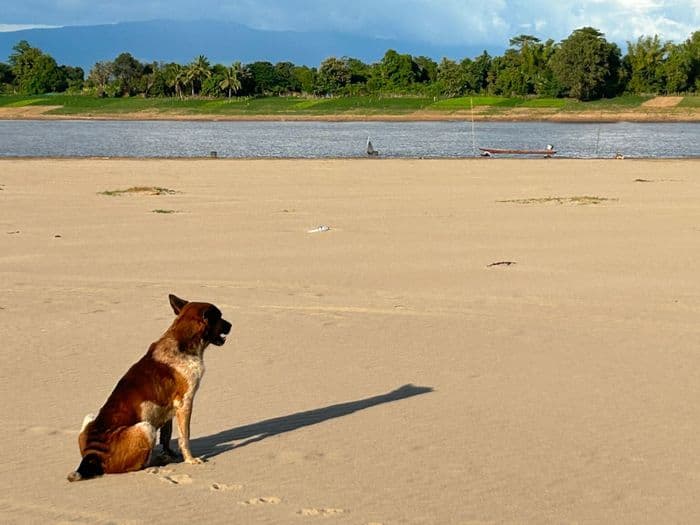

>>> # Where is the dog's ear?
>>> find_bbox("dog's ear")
[169,294,188,315]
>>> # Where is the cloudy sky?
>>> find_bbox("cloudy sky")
[1,0,699,46]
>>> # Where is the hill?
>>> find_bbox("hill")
[0,19,493,70]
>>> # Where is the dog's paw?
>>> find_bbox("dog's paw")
[185,456,206,465]
[159,448,182,463]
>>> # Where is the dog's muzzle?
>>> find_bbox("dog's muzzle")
[212,319,232,346]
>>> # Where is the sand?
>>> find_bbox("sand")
[0,103,699,122]
[1,158,700,524]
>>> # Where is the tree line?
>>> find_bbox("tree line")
[1,27,700,101]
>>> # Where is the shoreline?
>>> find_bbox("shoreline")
[2,156,699,161]
[1,106,699,123]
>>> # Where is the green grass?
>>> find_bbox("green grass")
[679,96,700,108]
[430,96,521,109]
[562,95,651,111]
[519,98,567,108]
[0,93,693,117]
[303,96,432,113]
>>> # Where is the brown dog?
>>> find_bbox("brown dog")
[67,294,232,481]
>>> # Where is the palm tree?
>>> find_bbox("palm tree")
[186,55,211,96]
[164,63,186,99]
[219,61,243,98]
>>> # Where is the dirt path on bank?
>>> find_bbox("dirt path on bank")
[642,96,684,108]
[0,104,698,122]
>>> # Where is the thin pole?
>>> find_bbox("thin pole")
[470,97,477,157]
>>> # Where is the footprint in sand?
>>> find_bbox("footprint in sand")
[239,496,281,506]
[210,482,243,492]
[298,507,346,517]
[144,467,174,475]
[24,426,76,436]
[160,474,193,485]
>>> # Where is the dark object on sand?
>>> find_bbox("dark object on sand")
[487,261,516,267]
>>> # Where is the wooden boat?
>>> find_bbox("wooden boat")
[479,145,556,157]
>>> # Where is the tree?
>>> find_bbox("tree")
[463,51,490,93]
[219,61,243,98]
[550,27,622,100]
[534,40,562,96]
[293,65,317,94]
[87,61,114,96]
[346,57,371,85]
[8,40,65,94]
[380,49,417,89]
[662,42,692,94]
[274,61,300,94]
[686,31,700,91]
[0,62,14,92]
[185,55,211,96]
[60,65,84,92]
[436,57,465,97]
[413,56,438,84]
[488,49,530,95]
[141,62,169,97]
[112,52,144,96]
[317,57,351,94]
[164,63,187,98]
[247,61,278,95]
[625,35,666,94]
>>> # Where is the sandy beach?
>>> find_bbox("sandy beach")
[0,101,699,122]
[2,158,700,524]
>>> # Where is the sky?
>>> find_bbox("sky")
[1,0,699,47]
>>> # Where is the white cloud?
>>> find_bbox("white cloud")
[0,24,60,32]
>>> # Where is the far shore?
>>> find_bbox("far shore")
[1,105,699,123]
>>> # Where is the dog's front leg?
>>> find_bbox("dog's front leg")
[176,402,204,464]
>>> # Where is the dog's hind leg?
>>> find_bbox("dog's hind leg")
[102,422,156,474]
[69,422,156,481]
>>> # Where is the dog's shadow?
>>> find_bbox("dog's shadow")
[188,384,433,459]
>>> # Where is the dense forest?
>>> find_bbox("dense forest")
[1,27,699,102]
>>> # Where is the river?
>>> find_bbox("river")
[0,120,698,158]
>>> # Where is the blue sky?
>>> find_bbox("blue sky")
[1,0,699,47]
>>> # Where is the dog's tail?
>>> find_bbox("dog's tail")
[67,453,104,482]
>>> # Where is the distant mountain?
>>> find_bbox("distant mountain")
[0,19,498,71]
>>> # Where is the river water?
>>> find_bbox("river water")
[0,120,698,158]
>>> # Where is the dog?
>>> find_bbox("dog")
[67,294,231,482]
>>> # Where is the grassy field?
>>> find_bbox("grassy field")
[0,93,698,117]
[678,96,700,108]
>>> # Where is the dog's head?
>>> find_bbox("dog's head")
[168,294,232,353]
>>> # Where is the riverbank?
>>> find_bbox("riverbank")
[1,106,699,122]
[1,94,699,122]
[2,158,700,523]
